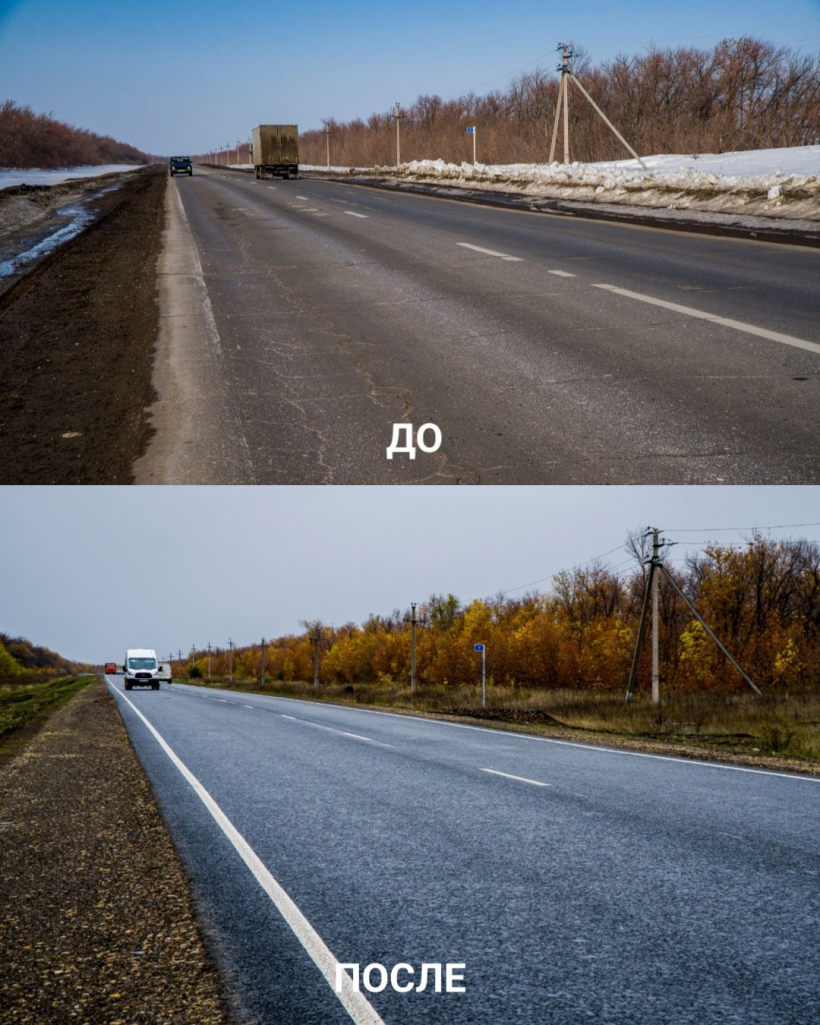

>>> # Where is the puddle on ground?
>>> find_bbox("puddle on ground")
[0,183,122,277]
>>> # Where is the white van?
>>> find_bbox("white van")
[157,662,172,684]
[124,649,160,690]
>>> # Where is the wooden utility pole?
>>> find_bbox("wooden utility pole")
[228,638,234,682]
[651,529,660,704]
[311,628,321,690]
[410,603,418,693]
[325,125,331,169]
[260,638,266,685]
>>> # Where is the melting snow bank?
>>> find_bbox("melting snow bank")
[368,146,820,223]
[0,201,96,276]
[0,179,127,280]
[0,164,143,191]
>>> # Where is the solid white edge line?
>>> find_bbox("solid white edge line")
[456,242,523,262]
[344,211,369,218]
[108,683,385,1025]
[480,768,552,787]
[166,685,820,784]
[592,283,820,356]
[547,270,576,277]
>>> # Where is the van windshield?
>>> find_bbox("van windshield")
[128,658,157,670]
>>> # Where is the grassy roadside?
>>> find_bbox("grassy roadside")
[177,677,820,774]
[0,674,94,764]
[1,680,231,1024]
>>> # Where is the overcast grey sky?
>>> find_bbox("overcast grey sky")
[2,485,819,663]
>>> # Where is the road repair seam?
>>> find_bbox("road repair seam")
[109,685,385,1025]
[593,283,820,356]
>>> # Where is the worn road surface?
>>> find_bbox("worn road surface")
[135,167,820,484]
[110,677,820,1024]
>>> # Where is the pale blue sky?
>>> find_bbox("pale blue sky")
[2,486,820,662]
[1,0,818,154]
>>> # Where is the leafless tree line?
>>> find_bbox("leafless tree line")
[301,38,820,167]
[0,100,150,169]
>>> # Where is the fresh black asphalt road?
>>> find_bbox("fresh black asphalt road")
[108,677,820,1024]
[156,167,820,484]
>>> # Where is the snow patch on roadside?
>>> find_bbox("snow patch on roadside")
[361,146,820,221]
[0,164,141,190]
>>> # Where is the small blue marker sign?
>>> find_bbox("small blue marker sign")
[466,127,475,134]
[474,643,485,651]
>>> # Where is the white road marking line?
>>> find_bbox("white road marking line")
[268,185,277,189]
[218,698,230,703]
[456,242,523,262]
[548,270,576,278]
[178,690,819,786]
[719,831,745,840]
[109,685,385,1025]
[296,195,310,200]
[279,713,392,747]
[480,768,552,787]
[344,211,368,218]
[339,704,820,783]
[593,283,820,356]
[243,704,254,709]
[339,730,382,743]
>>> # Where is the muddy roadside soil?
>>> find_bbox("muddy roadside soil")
[0,166,166,483]
[0,680,233,1024]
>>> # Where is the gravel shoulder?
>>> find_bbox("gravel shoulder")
[0,166,166,483]
[0,680,232,1024]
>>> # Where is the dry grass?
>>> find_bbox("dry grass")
[185,677,820,764]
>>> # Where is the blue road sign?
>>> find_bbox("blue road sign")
[466,127,475,134]
[474,644,485,651]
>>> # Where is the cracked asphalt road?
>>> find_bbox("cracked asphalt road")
[137,168,820,483]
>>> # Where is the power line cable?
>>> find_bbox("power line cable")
[667,520,820,533]
[478,541,627,601]
[476,520,820,605]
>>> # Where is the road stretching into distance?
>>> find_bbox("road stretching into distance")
[133,167,820,485]
[107,676,820,1024]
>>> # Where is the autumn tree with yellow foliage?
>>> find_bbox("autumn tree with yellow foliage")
[178,536,820,695]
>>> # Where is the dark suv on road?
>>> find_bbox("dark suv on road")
[170,156,193,176]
